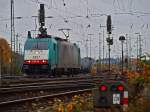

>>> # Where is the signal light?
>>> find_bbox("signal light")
[117,85,124,91]
[111,85,117,91]
[100,85,107,91]
[99,96,108,104]
[24,60,48,64]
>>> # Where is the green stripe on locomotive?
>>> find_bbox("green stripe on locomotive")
[24,37,58,68]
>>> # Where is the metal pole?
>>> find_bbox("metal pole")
[108,43,110,71]
[119,36,125,75]
[88,34,93,58]
[99,25,106,64]
[139,34,142,61]
[103,29,105,64]
[90,36,91,58]
[108,34,111,72]
[86,39,88,57]
[139,34,142,71]
[0,47,2,86]
[10,0,13,75]
[31,16,38,37]
[34,17,37,37]
[129,35,131,70]
[137,35,139,71]
[16,34,18,53]
[12,0,15,53]
[122,41,124,75]
[99,33,101,72]
[19,43,21,55]
[126,34,128,69]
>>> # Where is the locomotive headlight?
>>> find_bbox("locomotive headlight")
[35,51,39,54]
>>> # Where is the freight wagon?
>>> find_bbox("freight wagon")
[81,57,96,73]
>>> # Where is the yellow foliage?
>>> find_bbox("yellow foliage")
[0,37,11,64]
[57,104,65,112]
[66,103,74,112]
[90,65,97,75]
[91,63,120,72]
[126,63,150,87]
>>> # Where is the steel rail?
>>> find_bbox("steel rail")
[0,82,94,93]
[0,88,93,106]
[1,75,101,86]
[2,78,94,87]
[0,80,94,104]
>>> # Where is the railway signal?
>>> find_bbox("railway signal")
[93,77,129,111]
[38,4,47,35]
[39,4,45,27]
[107,15,112,34]
[106,15,113,72]
[119,35,126,75]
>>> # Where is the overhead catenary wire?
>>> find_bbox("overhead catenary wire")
[1,0,150,60]
[25,0,150,33]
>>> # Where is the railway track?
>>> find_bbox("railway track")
[0,73,127,112]
[1,74,100,86]
[1,92,119,112]
[1,73,125,87]
[0,75,99,112]
[0,89,92,112]
[0,76,97,101]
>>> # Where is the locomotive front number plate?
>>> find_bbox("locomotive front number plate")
[113,94,120,104]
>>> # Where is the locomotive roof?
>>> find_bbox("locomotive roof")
[54,37,67,41]
[35,34,67,42]
[36,34,52,38]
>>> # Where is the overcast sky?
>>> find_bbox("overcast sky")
[0,0,150,59]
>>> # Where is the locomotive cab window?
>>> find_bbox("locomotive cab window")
[25,41,48,50]
[37,42,48,50]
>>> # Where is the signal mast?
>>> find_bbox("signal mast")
[106,15,113,72]
[38,4,47,35]
[28,4,47,38]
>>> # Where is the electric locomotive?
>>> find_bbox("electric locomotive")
[22,34,80,76]
[22,4,80,76]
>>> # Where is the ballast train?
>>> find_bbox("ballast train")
[22,34,80,76]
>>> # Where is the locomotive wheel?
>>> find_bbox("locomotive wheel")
[48,70,53,78]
